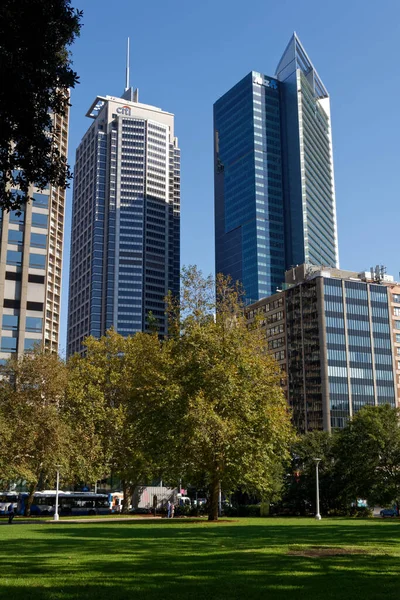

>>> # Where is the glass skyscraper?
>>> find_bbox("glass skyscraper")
[214,33,339,303]
[67,85,180,356]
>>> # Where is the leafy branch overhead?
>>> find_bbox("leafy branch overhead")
[0,0,83,211]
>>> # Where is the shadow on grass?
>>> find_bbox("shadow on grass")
[1,520,400,600]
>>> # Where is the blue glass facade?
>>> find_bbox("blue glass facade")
[214,72,285,303]
[214,34,338,304]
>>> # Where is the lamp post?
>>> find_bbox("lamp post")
[53,465,61,521]
[314,458,322,520]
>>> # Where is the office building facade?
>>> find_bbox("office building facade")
[247,265,398,432]
[67,86,180,356]
[0,111,68,362]
[214,33,338,304]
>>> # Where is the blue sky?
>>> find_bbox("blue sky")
[60,0,400,353]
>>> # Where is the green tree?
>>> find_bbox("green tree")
[67,329,177,512]
[282,431,342,516]
[336,405,400,508]
[168,267,294,520]
[0,409,14,487]
[0,0,83,211]
[0,350,70,515]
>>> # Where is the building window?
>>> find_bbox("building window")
[32,193,49,208]
[9,211,25,225]
[5,271,22,281]
[2,315,18,331]
[29,253,46,269]
[30,233,47,249]
[1,337,17,352]
[6,250,22,266]
[26,301,43,311]
[8,230,24,245]
[28,274,45,284]
[393,294,400,304]
[24,338,40,352]
[26,317,43,333]
[3,299,20,309]
[394,307,400,316]
[395,321,400,330]
[31,213,48,229]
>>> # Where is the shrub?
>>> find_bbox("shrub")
[224,504,260,517]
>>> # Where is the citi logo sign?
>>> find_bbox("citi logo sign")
[116,105,131,116]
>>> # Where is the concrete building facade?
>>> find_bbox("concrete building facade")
[0,110,68,362]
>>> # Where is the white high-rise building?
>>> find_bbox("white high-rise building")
[67,64,180,356]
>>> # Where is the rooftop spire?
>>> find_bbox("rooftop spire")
[125,37,130,91]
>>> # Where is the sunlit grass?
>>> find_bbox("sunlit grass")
[1,517,399,599]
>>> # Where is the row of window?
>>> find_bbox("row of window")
[6,211,48,228]
[1,336,41,352]
[6,251,46,269]
[8,231,47,248]
[3,316,42,332]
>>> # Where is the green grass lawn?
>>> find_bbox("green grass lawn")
[1,517,399,600]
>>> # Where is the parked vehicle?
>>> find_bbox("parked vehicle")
[0,492,18,514]
[109,492,124,513]
[17,491,110,516]
[380,507,398,518]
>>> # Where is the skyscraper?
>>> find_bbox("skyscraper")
[67,63,180,356]
[214,33,338,303]
[0,110,69,362]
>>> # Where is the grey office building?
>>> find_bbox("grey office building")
[67,84,180,356]
[214,33,339,303]
[247,265,398,432]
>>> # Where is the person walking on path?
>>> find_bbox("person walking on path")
[167,500,171,519]
[8,502,15,524]
[171,503,175,519]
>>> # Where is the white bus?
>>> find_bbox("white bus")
[17,491,110,516]
[0,492,18,514]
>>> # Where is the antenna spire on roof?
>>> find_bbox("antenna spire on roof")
[125,37,130,91]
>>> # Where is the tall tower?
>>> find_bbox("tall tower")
[214,33,338,303]
[276,33,338,270]
[67,54,180,356]
[0,110,68,362]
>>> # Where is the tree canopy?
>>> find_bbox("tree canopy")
[168,267,295,520]
[0,350,70,514]
[66,329,178,512]
[335,404,400,508]
[0,0,83,211]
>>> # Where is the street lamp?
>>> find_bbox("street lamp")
[313,458,322,520]
[53,465,61,521]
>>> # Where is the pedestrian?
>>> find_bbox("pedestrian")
[171,502,175,519]
[8,502,15,524]
[167,500,171,518]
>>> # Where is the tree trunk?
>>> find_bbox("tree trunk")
[121,479,134,514]
[25,481,38,517]
[208,478,219,521]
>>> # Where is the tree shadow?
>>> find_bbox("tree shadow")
[1,520,399,599]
